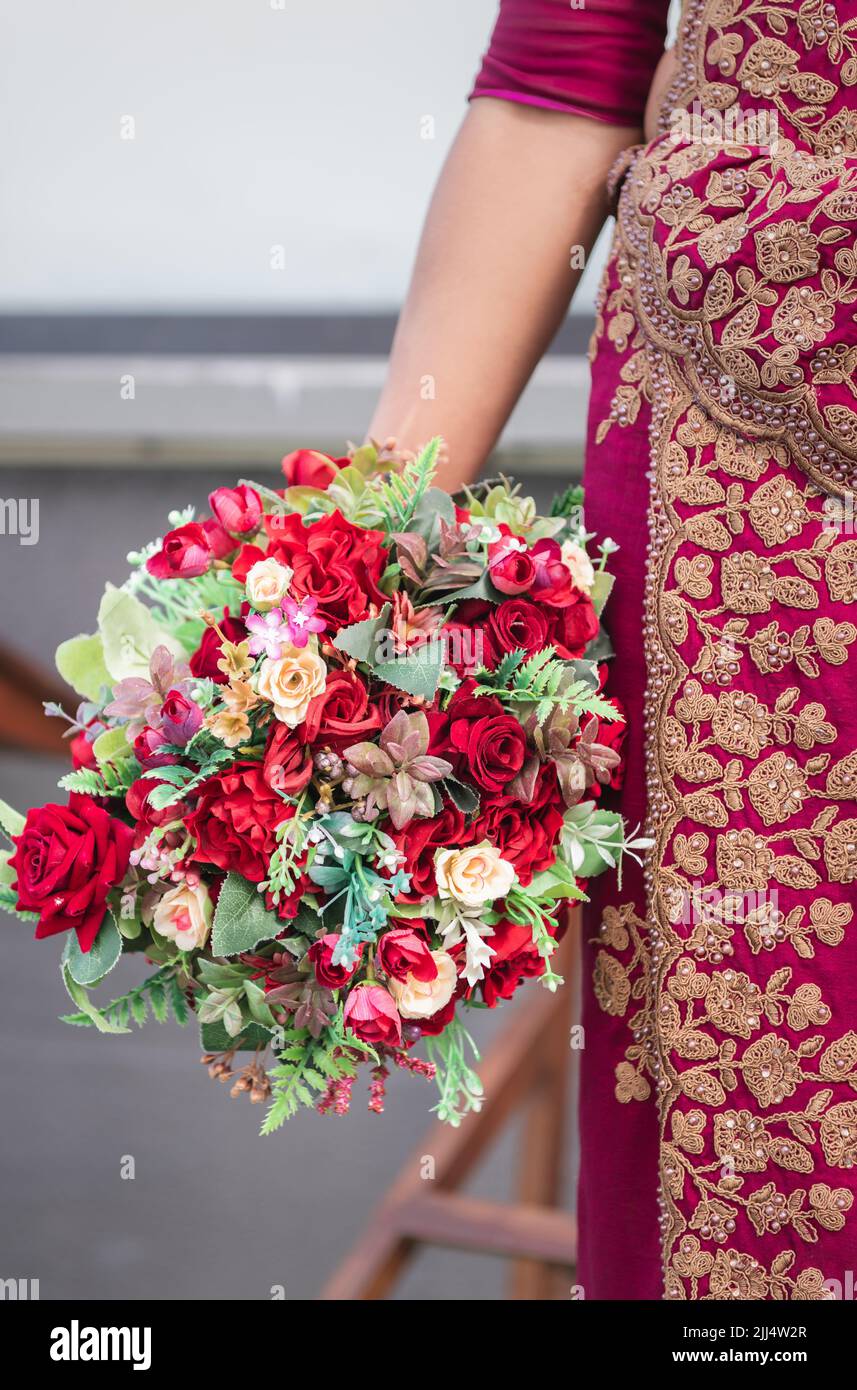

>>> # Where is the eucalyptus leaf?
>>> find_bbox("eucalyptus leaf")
[63,911,123,985]
[199,1018,273,1053]
[332,603,392,664]
[0,797,25,841]
[61,964,130,1034]
[92,725,133,766]
[211,872,283,957]
[55,632,112,701]
[97,583,183,683]
[373,640,445,702]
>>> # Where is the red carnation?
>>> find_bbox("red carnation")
[393,804,473,901]
[186,763,291,883]
[10,796,133,952]
[233,510,388,630]
[147,522,213,580]
[308,933,362,988]
[473,765,564,885]
[547,590,599,659]
[377,927,437,983]
[343,984,402,1047]
[478,919,545,1008]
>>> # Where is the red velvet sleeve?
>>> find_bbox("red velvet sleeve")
[470,0,670,129]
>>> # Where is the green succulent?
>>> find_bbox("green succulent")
[343,710,453,831]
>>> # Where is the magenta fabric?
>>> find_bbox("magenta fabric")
[470,0,670,128]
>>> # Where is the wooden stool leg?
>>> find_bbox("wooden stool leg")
[509,926,578,1300]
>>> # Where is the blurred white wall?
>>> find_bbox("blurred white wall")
[0,0,643,316]
[0,0,500,310]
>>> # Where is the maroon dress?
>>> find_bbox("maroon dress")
[473,0,857,1302]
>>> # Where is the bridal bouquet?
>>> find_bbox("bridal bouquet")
[1,439,639,1128]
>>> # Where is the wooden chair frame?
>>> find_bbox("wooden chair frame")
[320,922,579,1300]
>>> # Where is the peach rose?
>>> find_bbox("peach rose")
[388,949,457,1019]
[560,540,595,594]
[256,644,326,727]
[435,840,516,910]
[245,557,293,611]
[152,880,212,952]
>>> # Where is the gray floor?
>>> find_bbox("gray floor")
[0,465,575,1301]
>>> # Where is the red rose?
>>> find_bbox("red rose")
[10,796,133,952]
[186,763,290,882]
[377,927,437,983]
[440,686,527,792]
[147,522,213,580]
[126,776,177,845]
[189,608,247,685]
[487,599,551,660]
[263,722,313,796]
[393,804,473,901]
[343,984,401,1047]
[487,538,538,595]
[159,689,203,746]
[530,539,577,608]
[473,765,563,885]
[308,933,362,988]
[478,919,545,1007]
[300,668,381,750]
[281,449,347,489]
[233,511,388,630]
[547,590,599,659]
[208,485,262,535]
[133,725,176,768]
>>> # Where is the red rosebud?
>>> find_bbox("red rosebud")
[377,927,437,983]
[487,538,537,595]
[10,796,133,952]
[159,689,203,746]
[70,730,99,771]
[308,933,362,988]
[208,484,263,535]
[281,449,346,489]
[147,522,212,580]
[530,538,577,608]
[202,518,235,560]
[343,984,401,1047]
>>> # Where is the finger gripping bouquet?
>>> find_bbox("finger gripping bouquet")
[1,440,644,1129]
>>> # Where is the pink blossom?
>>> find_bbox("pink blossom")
[281,595,326,649]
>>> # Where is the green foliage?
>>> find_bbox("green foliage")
[62,911,123,986]
[211,872,283,957]
[549,484,584,520]
[260,1016,368,1134]
[473,648,620,726]
[374,436,441,534]
[97,583,183,683]
[54,632,112,701]
[140,743,233,810]
[331,604,392,663]
[60,965,190,1032]
[58,758,138,799]
[91,725,133,766]
[424,1018,484,1127]
[0,797,25,841]
[372,640,445,702]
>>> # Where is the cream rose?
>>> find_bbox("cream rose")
[152,880,212,952]
[388,950,458,1020]
[256,644,326,727]
[435,840,516,910]
[245,557,293,611]
[560,540,595,594]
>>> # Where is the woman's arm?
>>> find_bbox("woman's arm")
[368,98,639,490]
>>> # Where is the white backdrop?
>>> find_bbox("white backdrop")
[0,0,649,315]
